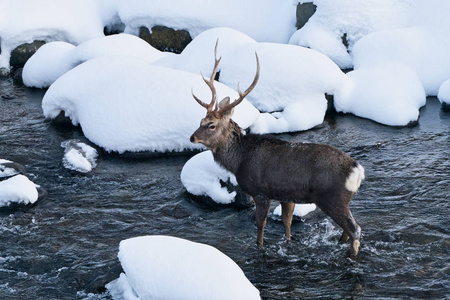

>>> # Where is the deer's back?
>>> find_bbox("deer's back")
[234,134,357,202]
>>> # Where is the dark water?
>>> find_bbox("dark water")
[0,77,449,299]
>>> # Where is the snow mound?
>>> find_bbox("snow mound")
[180,151,237,204]
[352,27,450,96]
[334,64,426,126]
[117,0,296,43]
[23,34,167,88]
[438,79,450,105]
[42,56,260,153]
[273,203,316,218]
[107,235,260,300]
[0,175,39,207]
[154,27,257,76]
[0,0,117,69]
[289,23,352,69]
[61,140,98,173]
[157,28,345,133]
[304,0,412,51]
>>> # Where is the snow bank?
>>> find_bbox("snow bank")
[157,27,345,133]
[118,0,296,43]
[0,0,117,69]
[334,64,426,126]
[273,203,316,218]
[352,27,450,96]
[219,41,345,133]
[154,27,257,77]
[180,151,237,204]
[42,56,260,153]
[289,22,352,69]
[107,235,260,300]
[438,79,450,106]
[61,140,98,173]
[23,34,167,88]
[0,175,39,207]
[294,0,413,57]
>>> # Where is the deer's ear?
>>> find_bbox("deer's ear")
[218,97,234,118]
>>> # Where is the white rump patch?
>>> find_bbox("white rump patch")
[345,163,365,193]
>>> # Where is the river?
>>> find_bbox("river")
[0,77,449,299]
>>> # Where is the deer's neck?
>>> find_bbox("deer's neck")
[212,120,244,174]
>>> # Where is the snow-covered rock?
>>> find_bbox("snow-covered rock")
[117,0,296,43]
[23,34,168,88]
[334,63,426,126]
[158,27,346,134]
[107,235,260,300]
[438,79,450,107]
[352,27,450,96]
[42,56,260,153]
[181,151,237,204]
[289,22,352,69]
[0,0,117,69]
[0,159,26,179]
[0,175,39,207]
[61,140,98,173]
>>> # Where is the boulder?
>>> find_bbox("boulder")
[10,41,46,70]
[296,2,317,29]
[139,25,192,53]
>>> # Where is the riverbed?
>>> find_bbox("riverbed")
[0,77,449,299]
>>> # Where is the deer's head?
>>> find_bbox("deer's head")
[190,41,260,151]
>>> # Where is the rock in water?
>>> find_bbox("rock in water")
[61,140,98,173]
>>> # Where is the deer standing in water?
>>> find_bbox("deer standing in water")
[190,43,365,257]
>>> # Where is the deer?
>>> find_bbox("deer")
[190,42,365,257]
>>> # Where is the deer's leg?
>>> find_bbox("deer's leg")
[340,231,349,242]
[316,196,361,258]
[254,197,271,246]
[281,202,295,240]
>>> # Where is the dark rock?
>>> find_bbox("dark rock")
[296,2,317,29]
[442,102,450,111]
[13,68,23,85]
[325,93,336,115]
[139,25,192,54]
[10,41,46,70]
[104,22,126,36]
[341,32,350,50]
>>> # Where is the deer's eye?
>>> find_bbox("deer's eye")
[208,124,216,130]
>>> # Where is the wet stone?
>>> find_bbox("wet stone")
[10,40,46,70]
[296,2,317,29]
[139,25,192,54]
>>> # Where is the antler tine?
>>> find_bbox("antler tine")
[191,88,210,109]
[219,52,260,115]
[192,39,222,112]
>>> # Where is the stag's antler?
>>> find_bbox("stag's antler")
[192,41,260,115]
[191,40,221,112]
